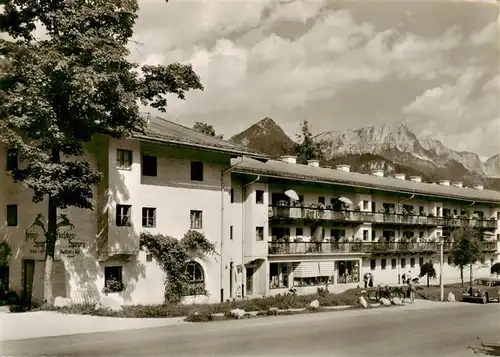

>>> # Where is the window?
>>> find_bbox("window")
[256,226,264,241]
[371,202,376,212]
[497,212,500,220]
[146,254,153,262]
[363,200,369,210]
[363,230,369,241]
[419,257,424,266]
[104,266,124,292]
[6,205,17,227]
[142,207,156,227]
[480,257,485,265]
[410,258,415,268]
[401,258,406,268]
[230,226,233,240]
[419,231,424,239]
[296,227,303,237]
[142,155,157,176]
[6,148,18,171]
[318,196,325,204]
[186,261,205,295]
[230,189,234,203]
[116,205,131,226]
[419,206,425,215]
[335,260,360,284]
[190,161,203,181]
[256,190,264,204]
[116,149,132,170]
[491,258,494,265]
[370,259,376,270]
[269,263,289,289]
[190,210,203,229]
[298,195,304,203]
[391,259,397,269]
[381,259,387,270]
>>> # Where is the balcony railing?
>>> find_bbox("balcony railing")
[267,241,497,255]
[268,206,498,229]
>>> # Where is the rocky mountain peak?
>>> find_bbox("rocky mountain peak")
[229,117,295,158]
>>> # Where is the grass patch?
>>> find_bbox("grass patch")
[415,283,465,301]
[41,288,361,318]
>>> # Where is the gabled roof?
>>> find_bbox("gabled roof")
[230,157,500,204]
[133,117,268,159]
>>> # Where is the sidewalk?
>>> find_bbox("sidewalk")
[0,311,187,342]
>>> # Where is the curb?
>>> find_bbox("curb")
[185,301,410,323]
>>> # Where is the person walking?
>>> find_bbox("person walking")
[406,271,412,284]
[408,279,417,303]
[363,272,372,288]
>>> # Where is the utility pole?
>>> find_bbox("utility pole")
[440,239,444,301]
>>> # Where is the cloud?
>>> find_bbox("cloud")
[470,13,499,45]
[402,68,500,156]
[149,7,464,118]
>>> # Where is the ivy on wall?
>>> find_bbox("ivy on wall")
[139,230,217,304]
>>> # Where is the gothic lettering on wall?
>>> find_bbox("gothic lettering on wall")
[24,213,86,257]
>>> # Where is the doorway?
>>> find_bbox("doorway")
[229,262,233,298]
[23,259,35,309]
[246,267,254,295]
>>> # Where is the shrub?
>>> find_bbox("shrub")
[40,289,361,318]
[185,311,213,322]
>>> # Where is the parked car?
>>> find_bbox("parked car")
[462,277,500,304]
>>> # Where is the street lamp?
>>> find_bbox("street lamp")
[439,236,444,302]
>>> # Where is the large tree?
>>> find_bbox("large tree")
[0,0,203,304]
[294,120,323,164]
[449,226,485,288]
[192,121,223,139]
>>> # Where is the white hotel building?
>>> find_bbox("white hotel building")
[1,118,499,305]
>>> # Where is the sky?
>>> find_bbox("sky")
[132,0,500,160]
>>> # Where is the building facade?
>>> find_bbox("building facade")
[1,120,499,305]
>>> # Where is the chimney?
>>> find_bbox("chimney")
[438,180,451,186]
[281,156,297,164]
[474,184,484,190]
[394,173,406,180]
[410,176,422,183]
[336,164,351,172]
[307,160,320,168]
[452,181,463,188]
[371,169,384,177]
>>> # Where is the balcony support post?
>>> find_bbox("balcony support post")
[440,239,444,302]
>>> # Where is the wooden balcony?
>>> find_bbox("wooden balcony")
[268,206,498,229]
[267,241,497,256]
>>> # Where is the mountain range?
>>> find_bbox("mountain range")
[229,118,500,189]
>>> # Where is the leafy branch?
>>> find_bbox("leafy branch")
[140,230,217,304]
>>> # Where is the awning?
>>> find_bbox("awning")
[318,261,336,276]
[293,262,320,278]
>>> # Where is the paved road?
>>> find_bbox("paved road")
[2,302,499,357]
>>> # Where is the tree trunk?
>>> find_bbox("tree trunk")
[469,263,473,288]
[43,148,60,306]
[43,196,58,305]
[460,267,464,287]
